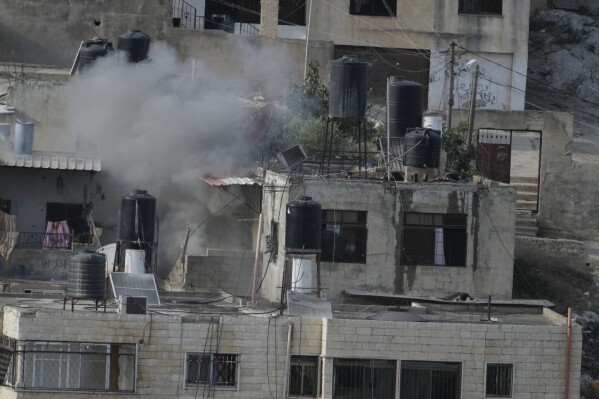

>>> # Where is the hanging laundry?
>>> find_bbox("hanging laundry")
[0,210,18,261]
[43,220,71,248]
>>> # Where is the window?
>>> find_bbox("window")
[400,361,461,399]
[349,0,396,16]
[486,363,512,397]
[289,356,318,396]
[333,358,396,398]
[18,341,135,392]
[403,213,467,266]
[185,353,238,388]
[458,0,502,15]
[321,210,367,263]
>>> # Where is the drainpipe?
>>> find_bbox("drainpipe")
[564,307,572,399]
[251,213,263,303]
[283,321,294,398]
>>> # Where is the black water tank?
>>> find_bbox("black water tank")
[67,252,106,299]
[117,30,151,63]
[329,56,368,119]
[118,189,156,243]
[285,197,322,253]
[78,39,113,71]
[403,128,442,168]
[387,76,423,138]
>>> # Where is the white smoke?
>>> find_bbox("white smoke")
[66,41,283,275]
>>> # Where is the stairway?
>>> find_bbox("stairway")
[511,176,539,211]
[515,211,538,237]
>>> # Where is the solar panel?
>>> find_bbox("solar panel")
[109,272,160,306]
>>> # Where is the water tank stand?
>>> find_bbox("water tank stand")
[319,118,368,178]
[63,297,107,312]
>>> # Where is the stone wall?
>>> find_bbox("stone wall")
[0,305,581,398]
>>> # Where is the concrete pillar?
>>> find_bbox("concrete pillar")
[260,0,279,38]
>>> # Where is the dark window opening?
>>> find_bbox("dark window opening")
[400,361,461,399]
[204,0,261,24]
[185,353,238,388]
[0,199,11,214]
[279,0,306,25]
[403,213,467,266]
[333,358,396,399]
[289,356,318,396]
[458,0,502,15]
[46,203,85,235]
[321,210,367,263]
[486,363,512,397]
[349,0,396,16]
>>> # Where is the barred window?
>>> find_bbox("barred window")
[18,341,135,392]
[321,210,367,264]
[403,213,467,266]
[400,361,461,399]
[333,358,396,398]
[289,356,319,396]
[486,363,513,397]
[185,353,238,388]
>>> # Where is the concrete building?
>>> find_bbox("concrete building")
[0,296,581,398]
[0,0,530,111]
[257,169,516,303]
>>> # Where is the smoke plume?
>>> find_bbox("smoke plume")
[66,41,283,275]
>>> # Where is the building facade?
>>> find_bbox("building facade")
[0,300,582,398]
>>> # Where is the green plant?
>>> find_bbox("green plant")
[442,121,475,178]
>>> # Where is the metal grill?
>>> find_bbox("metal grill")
[333,358,396,399]
[2,341,135,392]
[486,363,512,397]
[400,361,461,399]
[186,353,238,388]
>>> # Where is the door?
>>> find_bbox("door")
[477,129,511,184]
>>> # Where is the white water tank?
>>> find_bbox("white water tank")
[0,123,10,150]
[422,115,443,135]
[125,249,145,273]
[291,258,312,293]
[98,243,117,276]
[14,121,34,154]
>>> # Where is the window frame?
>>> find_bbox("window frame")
[289,355,319,397]
[321,210,368,264]
[332,358,397,399]
[485,363,513,397]
[458,0,502,16]
[402,212,467,267]
[185,352,239,389]
[17,340,136,392]
[349,0,397,16]
[400,360,462,399]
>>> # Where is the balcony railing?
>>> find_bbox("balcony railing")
[15,232,99,250]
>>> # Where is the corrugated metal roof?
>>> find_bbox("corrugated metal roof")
[202,176,256,186]
[0,153,101,171]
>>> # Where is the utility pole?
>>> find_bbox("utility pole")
[467,64,480,146]
[447,41,457,130]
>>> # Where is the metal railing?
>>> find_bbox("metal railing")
[172,0,198,28]
[170,0,261,35]
[16,232,73,250]
[14,231,101,250]
[1,341,136,392]
[237,22,261,36]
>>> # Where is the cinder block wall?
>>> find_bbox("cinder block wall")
[0,306,581,399]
